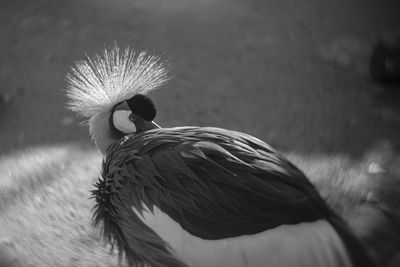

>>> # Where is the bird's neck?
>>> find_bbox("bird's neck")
[89,111,122,154]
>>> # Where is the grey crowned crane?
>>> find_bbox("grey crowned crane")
[66,47,376,267]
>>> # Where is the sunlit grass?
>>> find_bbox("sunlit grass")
[0,145,123,267]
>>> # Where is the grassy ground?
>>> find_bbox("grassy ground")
[0,0,399,266]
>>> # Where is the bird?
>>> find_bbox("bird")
[66,46,377,267]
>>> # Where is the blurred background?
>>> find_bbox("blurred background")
[0,0,399,266]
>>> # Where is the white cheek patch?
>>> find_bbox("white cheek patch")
[113,110,137,134]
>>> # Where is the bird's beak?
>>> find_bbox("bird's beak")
[151,121,161,129]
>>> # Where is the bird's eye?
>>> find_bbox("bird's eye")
[129,114,136,122]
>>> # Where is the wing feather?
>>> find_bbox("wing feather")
[92,127,331,265]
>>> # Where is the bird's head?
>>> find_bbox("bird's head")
[66,46,167,154]
[112,94,160,136]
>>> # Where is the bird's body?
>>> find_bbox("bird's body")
[66,47,376,267]
[92,127,372,267]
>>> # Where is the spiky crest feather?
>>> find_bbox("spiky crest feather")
[66,46,169,153]
[66,46,169,119]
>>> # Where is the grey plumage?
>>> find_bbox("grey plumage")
[91,127,373,267]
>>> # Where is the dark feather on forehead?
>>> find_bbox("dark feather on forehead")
[127,94,156,121]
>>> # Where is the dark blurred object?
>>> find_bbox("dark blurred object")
[0,86,25,104]
[370,37,400,85]
[0,93,12,104]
